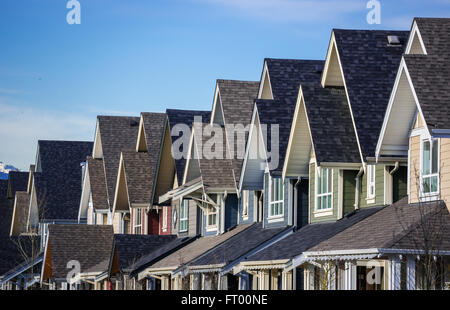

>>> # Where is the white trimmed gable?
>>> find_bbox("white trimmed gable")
[211,84,225,126]
[406,21,427,55]
[136,116,148,152]
[78,162,91,222]
[283,88,313,179]
[258,62,274,100]
[93,121,103,159]
[183,126,201,184]
[321,32,345,87]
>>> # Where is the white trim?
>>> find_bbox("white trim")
[367,164,376,199]
[257,61,274,100]
[268,176,284,218]
[419,137,440,198]
[179,199,189,233]
[182,125,198,185]
[242,190,249,220]
[133,208,143,235]
[315,167,333,212]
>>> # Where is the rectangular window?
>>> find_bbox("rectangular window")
[179,200,189,232]
[316,168,332,211]
[242,190,249,218]
[133,209,142,235]
[421,139,439,195]
[206,196,219,229]
[162,207,168,232]
[367,165,376,199]
[269,177,284,217]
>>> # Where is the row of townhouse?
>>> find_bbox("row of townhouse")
[0,17,449,291]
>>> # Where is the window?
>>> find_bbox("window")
[162,207,168,232]
[269,177,284,217]
[316,168,332,211]
[133,209,142,235]
[421,139,439,195]
[179,200,189,232]
[206,196,219,229]
[367,165,376,199]
[242,190,249,218]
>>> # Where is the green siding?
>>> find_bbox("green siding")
[309,163,339,223]
[360,164,385,208]
[343,170,358,215]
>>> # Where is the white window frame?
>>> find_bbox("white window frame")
[162,207,168,232]
[179,200,189,232]
[133,208,142,235]
[206,196,219,230]
[420,138,440,198]
[315,167,333,212]
[242,190,249,219]
[269,176,284,218]
[367,164,376,199]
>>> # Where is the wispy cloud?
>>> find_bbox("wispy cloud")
[0,100,95,170]
[196,0,363,23]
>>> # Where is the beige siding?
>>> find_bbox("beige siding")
[154,124,175,205]
[409,135,421,203]
[323,42,344,87]
[112,212,120,234]
[440,139,450,210]
[188,200,197,237]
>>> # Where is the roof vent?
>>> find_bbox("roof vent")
[387,35,401,45]
[130,120,139,127]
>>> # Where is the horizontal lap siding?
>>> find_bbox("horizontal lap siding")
[360,165,385,208]
[409,136,421,204]
[440,138,450,211]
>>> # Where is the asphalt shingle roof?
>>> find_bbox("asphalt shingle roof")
[189,223,287,267]
[7,171,29,199]
[257,59,324,174]
[86,157,109,210]
[98,116,140,208]
[333,29,409,159]
[149,223,252,270]
[414,17,450,56]
[0,180,7,198]
[35,140,93,221]
[245,205,384,262]
[45,224,114,279]
[308,197,450,252]
[302,85,361,164]
[121,150,153,205]
[217,80,259,187]
[113,234,177,273]
[166,109,211,185]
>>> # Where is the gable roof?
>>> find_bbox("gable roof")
[7,171,29,200]
[333,29,409,159]
[216,80,259,187]
[414,17,450,56]
[188,223,287,268]
[191,123,236,190]
[244,205,384,263]
[255,59,324,174]
[43,224,114,280]
[34,140,93,221]
[10,191,30,236]
[0,180,7,198]
[112,234,177,273]
[121,150,154,206]
[166,109,211,185]
[302,85,360,164]
[86,157,109,210]
[307,197,450,253]
[97,116,140,208]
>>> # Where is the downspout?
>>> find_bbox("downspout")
[354,167,364,210]
[390,161,400,175]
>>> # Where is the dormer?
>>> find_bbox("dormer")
[257,61,274,100]
[405,20,427,55]
[321,32,345,87]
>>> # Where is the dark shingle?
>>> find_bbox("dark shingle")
[0,180,7,198]
[302,85,361,164]
[257,59,324,174]
[166,109,211,185]
[113,234,177,272]
[189,223,287,267]
[11,191,30,236]
[98,116,140,208]
[35,141,93,221]
[121,150,153,205]
[333,29,409,158]
[7,171,29,199]
[87,157,109,210]
[246,206,384,262]
[217,80,259,187]
[45,224,114,279]
[414,18,450,56]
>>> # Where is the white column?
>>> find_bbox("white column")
[328,265,336,290]
[344,261,356,290]
[304,264,314,290]
[389,257,401,290]
[406,256,416,290]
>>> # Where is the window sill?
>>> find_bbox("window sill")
[267,215,284,223]
[206,226,218,232]
[366,197,375,204]
[314,209,333,217]
[419,193,440,202]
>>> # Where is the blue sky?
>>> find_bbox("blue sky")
[0,0,449,170]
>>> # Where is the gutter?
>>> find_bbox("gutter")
[431,128,450,138]
[389,161,400,175]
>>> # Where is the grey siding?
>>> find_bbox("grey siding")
[238,190,255,225]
